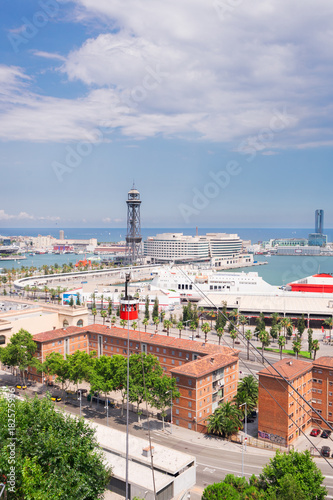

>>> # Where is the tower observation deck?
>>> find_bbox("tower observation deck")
[126,185,142,264]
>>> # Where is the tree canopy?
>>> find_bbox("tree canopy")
[202,450,326,500]
[0,394,111,499]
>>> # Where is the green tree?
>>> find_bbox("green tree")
[245,329,252,360]
[254,313,266,339]
[238,315,248,335]
[132,321,138,331]
[0,329,37,383]
[292,339,301,359]
[92,308,97,324]
[207,402,242,440]
[67,350,94,391]
[142,317,149,332]
[260,449,327,500]
[297,314,306,337]
[234,375,258,414]
[307,328,313,357]
[120,319,127,329]
[100,309,107,325]
[153,316,160,331]
[216,327,224,345]
[323,317,333,341]
[278,336,286,360]
[111,316,116,327]
[150,376,180,430]
[90,355,115,408]
[258,330,270,363]
[128,353,163,413]
[201,322,211,343]
[144,296,150,320]
[177,321,183,338]
[107,298,113,317]
[230,329,238,348]
[312,339,320,360]
[0,395,111,499]
[152,297,159,320]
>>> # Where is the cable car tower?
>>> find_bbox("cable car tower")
[126,184,142,264]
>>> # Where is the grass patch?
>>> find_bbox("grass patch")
[264,348,312,359]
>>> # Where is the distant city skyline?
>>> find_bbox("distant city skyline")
[1,1,333,228]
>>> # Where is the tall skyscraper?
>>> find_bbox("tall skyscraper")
[126,185,142,264]
[59,230,64,240]
[315,209,324,234]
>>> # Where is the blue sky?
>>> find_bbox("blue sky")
[1,0,333,229]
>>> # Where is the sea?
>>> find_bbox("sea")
[1,227,333,286]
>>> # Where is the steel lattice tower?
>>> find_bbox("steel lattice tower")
[126,185,142,264]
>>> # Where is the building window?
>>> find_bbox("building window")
[176,398,179,404]
[176,419,179,425]
[329,412,333,417]
[188,390,192,397]
[77,319,83,327]
[176,409,179,415]
[188,412,192,418]
[176,377,179,383]
[189,402,192,408]
[150,346,153,351]
[172,359,175,365]
[156,347,160,352]
[0,336,5,345]
[188,423,192,429]
[179,352,182,357]
[163,357,166,362]
[172,350,175,355]
[188,380,192,386]
[163,349,166,354]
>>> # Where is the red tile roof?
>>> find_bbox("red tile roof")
[32,324,239,359]
[258,358,312,380]
[85,324,238,357]
[170,353,237,378]
[33,326,82,342]
[313,357,333,369]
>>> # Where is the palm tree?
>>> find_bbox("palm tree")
[100,309,107,325]
[190,321,197,338]
[92,308,97,324]
[237,375,258,411]
[312,339,320,360]
[177,321,183,338]
[120,319,127,329]
[258,330,270,363]
[229,309,239,326]
[111,316,116,328]
[153,317,160,332]
[278,335,286,360]
[292,339,301,359]
[207,402,242,439]
[230,329,238,348]
[216,327,224,345]
[201,322,211,343]
[238,315,248,335]
[245,329,252,360]
[142,317,149,332]
[280,317,290,340]
[43,285,49,302]
[132,321,137,331]
[323,317,333,341]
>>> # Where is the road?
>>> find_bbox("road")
[3,372,332,500]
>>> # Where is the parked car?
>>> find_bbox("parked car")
[321,446,330,457]
[310,428,321,437]
[251,410,257,418]
[51,395,62,402]
[15,384,27,390]
[321,430,332,439]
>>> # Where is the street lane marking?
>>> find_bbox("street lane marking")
[198,462,263,472]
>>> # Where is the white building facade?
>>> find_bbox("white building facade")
[144,232,253,267]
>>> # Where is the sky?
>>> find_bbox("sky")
[0,0,333,229]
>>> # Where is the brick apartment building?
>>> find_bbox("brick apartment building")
[30,324,239,432]
[258,357,333,447]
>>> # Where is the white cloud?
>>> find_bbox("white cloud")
[0,1,333,148]
[0,210,60,221]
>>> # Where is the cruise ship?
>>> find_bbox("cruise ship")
[151,267,279,299]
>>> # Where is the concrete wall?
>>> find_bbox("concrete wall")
[173,463,196,497]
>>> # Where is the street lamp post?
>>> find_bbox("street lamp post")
[78,390,82,418]
[239,402,247,477]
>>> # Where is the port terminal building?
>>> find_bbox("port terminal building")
[143,232,253,267]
